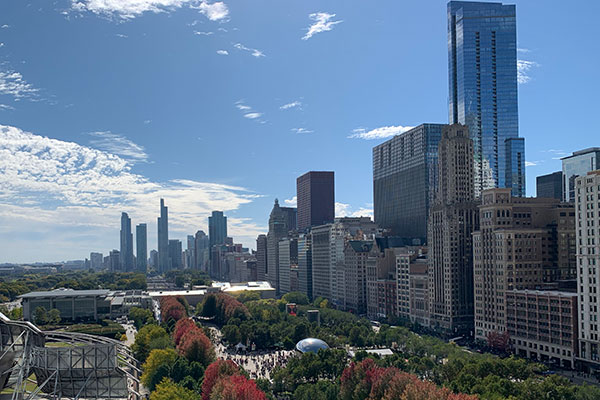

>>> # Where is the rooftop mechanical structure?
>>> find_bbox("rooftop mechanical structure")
[0,313,140,400]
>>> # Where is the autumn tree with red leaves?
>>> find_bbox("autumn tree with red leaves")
[173,318,196,346]
[199,293,250,325]
[339,359,477,400]
[177,326,215,366]
[201,359,242,400]
[160,296,188,323]
[209,374,267,400]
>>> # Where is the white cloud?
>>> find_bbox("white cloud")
[335,202,373,218]
[143,119,152,124]
[244,112,262,119]
[517,48,530,53]
[235,101,265,123]
[115,33,128,38]
[525,161,537,167]
[216,49,229,55]
[302,12,342,40]
[233,43,265,58]
[517,59,539,84]
[195,1,229,21]
[0,104,15,110]
[280,101,302,110]
[86,131,149,163]
[284,196,297,207]
[291,128,313,134]
[235,103,251,110]
[0,43,4,48]
[348,125,413,140]
[71,0,229,21]
[0,124,263,262]
[0,70,39,100]
[1,25,9,29]
[194,31,214,36]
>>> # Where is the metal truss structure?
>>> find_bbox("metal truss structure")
[0,314,141,399]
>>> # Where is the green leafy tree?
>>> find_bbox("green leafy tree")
[47,308,61,325]
[150,377,200,400]
[133,324,171,362]
[141,348,178,390]
[282,292,309,305]
[33,306,48,325]
[129,307,155,329]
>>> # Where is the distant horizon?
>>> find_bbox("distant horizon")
[1,0,599,262]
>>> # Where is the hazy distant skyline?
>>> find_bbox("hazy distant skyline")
[1,0,599,262]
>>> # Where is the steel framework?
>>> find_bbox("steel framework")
[0,314,140,400]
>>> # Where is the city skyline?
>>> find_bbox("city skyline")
[1,0,600,262]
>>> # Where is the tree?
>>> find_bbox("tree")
[222,325,242,345]
[177,327,215,366]
[175,275,186,288]
[33,306,48,325]
[133,324,171,362]
[282,292,309,305]
[150,378,200,400]
[210,374,267,400]
[202,359,240,400]
[141,348,178,390]
[173,318,197,345]
[161,296,188,323]
[47,308,61,325]
[129,307,155,329]
[293,381,338,400]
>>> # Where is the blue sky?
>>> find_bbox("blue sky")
[0,0,599,263]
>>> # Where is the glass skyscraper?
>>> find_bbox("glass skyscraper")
[372,123,444,243]
[448,1,525,197]
[561,147,600,202]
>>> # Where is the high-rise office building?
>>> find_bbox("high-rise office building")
[278,237,298,295]
[340,240,373,315]
[168,239,183,270]
[448,1,525,197]
[209,211,227,248]
[575,170,600,368]
[428,124,479,335]
[158,199,169,273]
[136,223,147,273]
[562,148,600,202]
[149,250,158,270]
[296,171,335,232]
[120,212,134,271]
[90,252,103,270]
[281,207,298,232]
[537,171,563,200]
[473,189,576,343]
[109,249,121,272]
[256,234,268,281]
[267,199,290,293]
[298,233,313,300]
[373,124,444,242]
[194,230,209,270]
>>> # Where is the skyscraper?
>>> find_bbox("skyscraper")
[256,234,268,281]
[267,199,289,293]
[561,148,600,202]
[428,124,479,335]
[89,252,103,270]
[575,170,600,369]
[194,230,209,270]
[120,212,134,271]
[296,171,335,232]
[297,233,313,300]
[280,207,297,232]
[168,239,183,270]
[536,171,563,200]
[373,123,444,242]
[136,223,147,273]
[157,199,169,273]
[448,1,525,197]
[209,211,227,248]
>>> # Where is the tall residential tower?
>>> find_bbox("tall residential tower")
[448,1,525,197]
[120,212,134,271]
[157,199,169,272]
[136,223,147,273]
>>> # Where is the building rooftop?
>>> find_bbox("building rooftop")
[18,288,111,299]
[509,289,578,298]
[561,147,600,160]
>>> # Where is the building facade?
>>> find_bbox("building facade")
[194,230,209,271]
[562,148,600,202]
[296,171,335,232]
[267,199,291,293]
[256,234,268,281]
[506,289,578,369]
[278,237,298,295]
[209,211,228,248]
[575,170,600,369]
[339,240,373,315]
[473,189,577,342]
[428,124,479,336]
[157,199,169,273]
[297,233,313,300]
[168,239,182,270]
[120,212,134,272]
[537,171,563,200]
[409,257,430,327]
[373,123,444,243]
[136,223,147,273]
[448,1,525,197]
